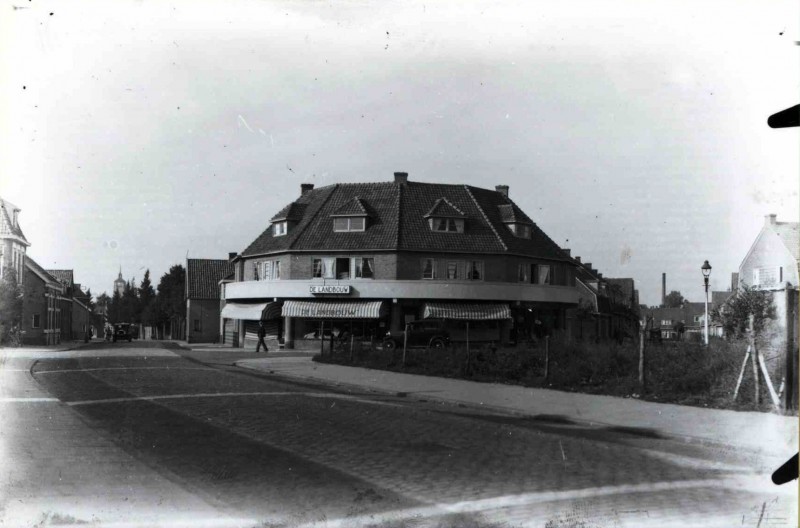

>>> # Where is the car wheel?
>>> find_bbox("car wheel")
[429,338,446,349]
[383,339,397,351]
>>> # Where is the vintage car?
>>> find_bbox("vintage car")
[382,319,451,350]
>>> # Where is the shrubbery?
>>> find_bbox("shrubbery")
[315,335,783,411]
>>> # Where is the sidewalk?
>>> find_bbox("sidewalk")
[236,356,799,456]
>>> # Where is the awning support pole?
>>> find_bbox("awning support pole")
[320,320,324,357]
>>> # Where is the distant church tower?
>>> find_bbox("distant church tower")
[114,267,125,296]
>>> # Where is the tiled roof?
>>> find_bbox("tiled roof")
[0,198,29,243]
[46,269,74,288]
[424,198,465,218]
[331,197,370,217]
[711,290,734,308]
[187,259,234,299]
[24,255,60,286]
[241,181,570,261]
[497,203,533,225]
[772,222,800,261]
[270,202,308,223]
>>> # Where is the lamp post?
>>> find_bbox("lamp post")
[701,260,712,345]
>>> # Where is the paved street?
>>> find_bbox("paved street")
[1,342,796,528]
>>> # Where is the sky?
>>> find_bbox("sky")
[1,0,797,306]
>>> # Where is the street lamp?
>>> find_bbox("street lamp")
[701,260,712,345]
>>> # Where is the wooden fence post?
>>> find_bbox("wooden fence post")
[350,334,355,362]
[402,323,408,367]
[544,335,550,380]
[749,315,760,407]
[638,320,646,391]
[465,321,470,374]
[320,321,324,357]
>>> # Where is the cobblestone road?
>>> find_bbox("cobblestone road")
[2,342,795,527]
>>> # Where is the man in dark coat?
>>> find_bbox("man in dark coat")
[256,321,269,353]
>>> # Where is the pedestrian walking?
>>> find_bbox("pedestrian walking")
[256,321,269,353]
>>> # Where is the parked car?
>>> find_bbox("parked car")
[382,319,450,350]
[113,323,133,343]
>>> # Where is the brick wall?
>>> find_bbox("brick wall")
[187,299,223,343]
[22,270,48,345]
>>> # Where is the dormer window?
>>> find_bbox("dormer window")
[333,217,365,232]
[506,223,532,239]
[273,221,288,236]
[429,218,464,233]
[424,197,466,234]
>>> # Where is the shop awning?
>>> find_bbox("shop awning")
[282,300,385,319]
[221,302,282,321]
[423,302,512,320]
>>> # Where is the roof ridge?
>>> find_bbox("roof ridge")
[463,185,508,251]
[288,184,339,250]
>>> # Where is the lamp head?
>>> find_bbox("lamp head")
[701,260,712,278]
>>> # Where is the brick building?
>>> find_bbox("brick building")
[22,256,63,345]
[223,173,581,349]
[0,197,29,286]
[186,258,233,343]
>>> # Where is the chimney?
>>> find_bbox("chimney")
[300,183,314,195]
[597,272,603,279]
[495,185,509,197]
[228,252,237,261]
[12,209,18,228]
[731,272,739,291]
[662,273,666,306]
[563,248,571,257]
[394,172,408,185]
[574,256,581,264]
[765,214,777,226]
[584,262,593,271]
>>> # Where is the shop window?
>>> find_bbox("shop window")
[352,257,374,279]
[422,258,437,279]
[429,218,464,233]
[333,217,366,232]
[272,221,288,236]
[466,261,483,280]
[446,261,460,280]
[32,314,40,328]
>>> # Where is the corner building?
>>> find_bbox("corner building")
[224,173,580,349]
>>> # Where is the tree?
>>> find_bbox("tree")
[138,269,156,324]
[663,290,685,308]
[575,299,595,340]
[0,268,24,345]
[109,288,123,323]
[711,284,777,340]
[84,288,96,311]
[121,279,139,323]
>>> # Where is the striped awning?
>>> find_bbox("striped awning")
[282,300,385,319]
[221,302,282,321]
[423,302,512,321]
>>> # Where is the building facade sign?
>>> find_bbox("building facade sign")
[309,285,351,295]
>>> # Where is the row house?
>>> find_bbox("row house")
[185,258,233,343]
[0,198,29,285]
[22,256,63,345]
[222,173,582,349]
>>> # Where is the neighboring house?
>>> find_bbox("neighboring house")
[223,173,581,349]
[0,197,29,286]
[565,257,640,342]
[22,255,63,345]
[645,303,704,341]
[186,258,234,343]
[47,269,75,340]
[737,214,799,352]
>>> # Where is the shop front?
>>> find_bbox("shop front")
[421,301,512,343]
[283,299,389,349]
[220,301,282,348]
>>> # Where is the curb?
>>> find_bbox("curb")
[232,360,779,456]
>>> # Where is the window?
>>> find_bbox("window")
[32,314,40,328]
[333,217,366,232]
[466,261,483,280]
[352,257,374,279]
[518,263,529,282]
[313,258,336,278]
[422,258,437,279]
[272,221,288,236]
[694,315,703,323]
[532,264,551,285]
[507,224,532,239]
[336,258,351,279]
[429,218,464,233]
[194,319,201,332]
[259,260,281,280]
[446,261,460,280]
[662,319,672,326]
